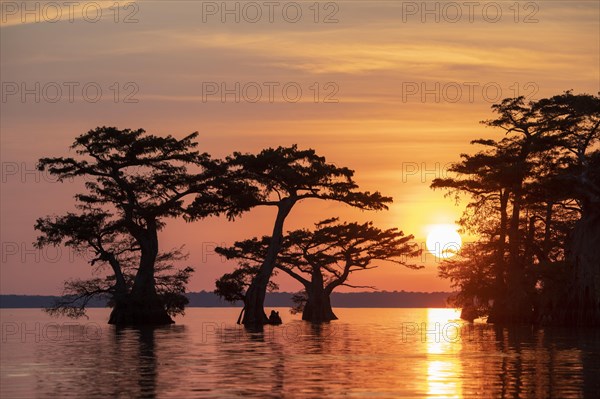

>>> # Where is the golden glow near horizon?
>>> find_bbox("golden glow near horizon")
[426,224,462,259]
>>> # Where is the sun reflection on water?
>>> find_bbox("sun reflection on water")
[425,308,463,399]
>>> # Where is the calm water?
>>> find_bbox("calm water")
[1,308,599,398]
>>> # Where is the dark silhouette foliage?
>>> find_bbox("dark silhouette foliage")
[216,218,420,323]
[432,91,600,326]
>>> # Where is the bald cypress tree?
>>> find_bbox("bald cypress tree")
[37,127,239,325]
[218,146,392,327]
[216,219,420,323]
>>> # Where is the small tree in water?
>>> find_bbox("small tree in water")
[213,264,279,325]
[216,219,421,323]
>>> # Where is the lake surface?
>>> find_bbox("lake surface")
[1,308,599,398]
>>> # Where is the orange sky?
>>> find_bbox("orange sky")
[1,1,599,295]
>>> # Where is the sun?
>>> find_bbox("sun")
[426,224,462,259]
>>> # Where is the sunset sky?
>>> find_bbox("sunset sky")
[1,0,599,295]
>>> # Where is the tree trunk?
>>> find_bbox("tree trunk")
[302,268,338,323]
[542,202,553,257]
[105,252,128,300]
[242,273,270,327]
[488,191,509,322]
[497,190,509,284]
[508,188,522,271]
[108,294,173,326]
[236,306,245,325]
[106,252,130,317]
[524,216,536,267]
[109,227,173,326]
[242,199,294,327]
[546,208,600,326]
[489,167,534,324]
[501,191,533,324]
[302,292,337,323]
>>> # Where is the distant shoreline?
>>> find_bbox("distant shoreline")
[0,291,451,309]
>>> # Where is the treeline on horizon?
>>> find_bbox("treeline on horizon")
[33,90,599,327]
[0,291,451,309]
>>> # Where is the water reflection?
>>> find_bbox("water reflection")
[212,326,286,398]
[1,308,599,398]
[426,308,462,399]
[123,327,158,398]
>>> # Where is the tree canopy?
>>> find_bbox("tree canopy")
[215,218,420,322]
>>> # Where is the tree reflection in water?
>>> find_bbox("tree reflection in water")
[5,308,596,398]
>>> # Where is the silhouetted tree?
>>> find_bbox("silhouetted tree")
[432,91,600,326]
[432,138,519,320]
[214,264,279,324]
[219,146,392,327]
[481,96,562,323]
[438,241,497,321]
[216,219,420,323]
[35,209,131,315]
[37,127,236,325]
[533,92,600,325]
